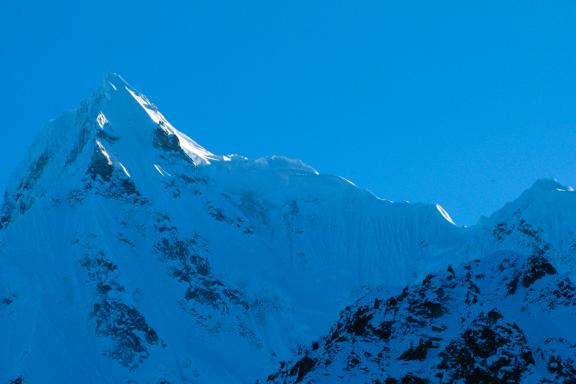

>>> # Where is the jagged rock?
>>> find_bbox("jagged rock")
[521,254,557,288]
[91,299,159,368]
[266,252,576,383]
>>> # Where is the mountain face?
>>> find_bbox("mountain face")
[0,74,575,383]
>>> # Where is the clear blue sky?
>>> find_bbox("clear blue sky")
[2,0,576,225]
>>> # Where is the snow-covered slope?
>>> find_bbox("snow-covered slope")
[267,251,576,383]
[472,178,576,276]
[0,74,472,383]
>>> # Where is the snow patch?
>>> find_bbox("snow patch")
[118,162,131,178]
[96,140,112,166]
[153,164,171,177]
[338,177,357,187]
[435,203,456,225]
[96,112,109,129]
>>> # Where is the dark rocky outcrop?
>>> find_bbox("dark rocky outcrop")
[266,252,576,383]
[91,299,159,369]
[521,255,557,288]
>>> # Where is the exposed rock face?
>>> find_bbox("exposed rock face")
[437,312,534,383]
[267,251,576,383]
[91,299,160,369]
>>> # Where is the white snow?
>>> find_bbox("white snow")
[96,112,109,129]
[96,140,112,165]
[153,163,171,177]
[118,162,131,178]
[435,203,456,225]
[338,176,357,186]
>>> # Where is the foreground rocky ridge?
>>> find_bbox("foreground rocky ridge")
[267,251,576,383]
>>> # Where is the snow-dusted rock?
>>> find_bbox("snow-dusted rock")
[267,251,576,383]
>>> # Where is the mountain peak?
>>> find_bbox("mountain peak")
[528,178,572,193]
[101,72,130,92]
[0,74,219,229]
[478,177,575,227]
[104,71,128,84]
[91,73,219,165]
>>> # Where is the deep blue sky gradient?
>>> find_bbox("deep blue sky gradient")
[2,0,576,224]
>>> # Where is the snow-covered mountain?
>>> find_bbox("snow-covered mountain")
[0,74,468,383]
[0,74,575,383]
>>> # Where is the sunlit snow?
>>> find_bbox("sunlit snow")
[96,140,112,165]
[96,112,109,129]
[435,203,456,225]
[153,163,171,177]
